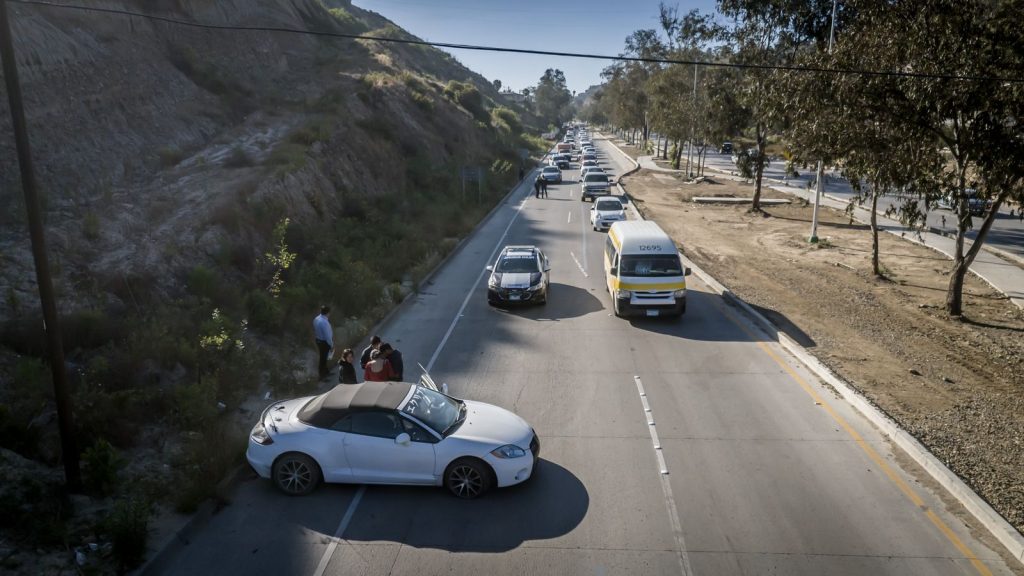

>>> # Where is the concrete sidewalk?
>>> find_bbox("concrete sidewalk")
[616,140,1024,310]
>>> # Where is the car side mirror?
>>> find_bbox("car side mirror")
[610,267,618,276]
[485,265,493,272]
[395,433,411,446]
[684,267,692,276]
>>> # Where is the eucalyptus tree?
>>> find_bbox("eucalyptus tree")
[791,0,1024,315]
[717,0,837,211]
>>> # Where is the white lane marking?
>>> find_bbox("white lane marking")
[580,203,589,274]
[567,211,572,224]
[634,376,694,576]
[426,190,530,371]
[570,251,589,278]
[312,485,365,576]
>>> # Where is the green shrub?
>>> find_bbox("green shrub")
[287,123,331,146]
[326,7,367,32]
[172,420,245,513]
[265,142,309,175]
[83,212,100,241]
[443,81,489,122]
[186,265,220,301]
[103,498,150,572]
[410,91,433,111]
[222,146,252,168]
[245,289,282,331]
[83,438,123,497]
[157,147,185,167]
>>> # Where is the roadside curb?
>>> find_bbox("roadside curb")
[611,138,1024,567]
[134,464,251,576]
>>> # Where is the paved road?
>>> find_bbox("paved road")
[153,138,1019,576]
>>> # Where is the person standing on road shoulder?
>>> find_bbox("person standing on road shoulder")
[534,176,542,198]
[364,349,395,382]
[381,343,404,382]
[360,335,381,368]
[338,348,358,384]
[313,306,333,380]
[540,178,549,198]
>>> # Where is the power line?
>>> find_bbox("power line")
[6,0,1022,84]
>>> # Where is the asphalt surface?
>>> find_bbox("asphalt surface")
[153,137,1019,576]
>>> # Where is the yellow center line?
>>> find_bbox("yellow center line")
[718,298,993,576]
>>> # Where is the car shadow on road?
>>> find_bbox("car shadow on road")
[491,283,604,321]
[333,458,588,552]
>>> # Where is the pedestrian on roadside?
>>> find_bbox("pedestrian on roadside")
[337,348,358,384]
[313,306,333,380]
[941,215,947,229]
[1010,208,1015,217]
[364,349,395,382]
[540,178,549,198]
[380,343,404,381]
[360,335,381,368]
[1019,210,1023,223]
[534,176,542,198]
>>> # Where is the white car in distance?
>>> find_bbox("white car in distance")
[590,195,627,231]
[247,379,540,499]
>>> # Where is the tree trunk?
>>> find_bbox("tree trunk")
[871,187,881,277]
[660,135,668,160]
[946,188,1010,315]
[751,123,766,213]
[672,140,683,170]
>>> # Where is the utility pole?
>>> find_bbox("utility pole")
[684,63,698,178]
[0,0,81,489]
[810,0,838,243]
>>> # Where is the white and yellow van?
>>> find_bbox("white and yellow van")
[604,221,691,318]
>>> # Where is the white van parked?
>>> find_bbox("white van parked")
[604,221,690,318]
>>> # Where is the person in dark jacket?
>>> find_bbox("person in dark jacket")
[380,343,404,382]
[534,176,542,198]
[360,335,381,368]
[337,348,358,384]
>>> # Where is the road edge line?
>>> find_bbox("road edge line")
[607,135,1024,567]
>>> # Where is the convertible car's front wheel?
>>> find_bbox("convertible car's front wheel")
[273,453,321,496]
[445,458,493,499]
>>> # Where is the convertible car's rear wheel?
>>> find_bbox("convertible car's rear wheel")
[445,458,493,499]
[273,453,321,496]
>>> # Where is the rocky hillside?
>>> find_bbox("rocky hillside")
[0,0,534,327]
[0,3,544,571]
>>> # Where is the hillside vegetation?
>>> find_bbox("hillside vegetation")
[0,1,545,572]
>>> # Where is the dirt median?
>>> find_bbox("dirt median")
[615,142,1024,538]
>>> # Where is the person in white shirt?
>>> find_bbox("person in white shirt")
[313,306,333,380]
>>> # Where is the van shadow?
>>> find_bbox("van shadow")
[334,459,588,552]
[624,289,816,346]
[492,283,604,321]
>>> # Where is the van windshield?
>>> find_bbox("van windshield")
[620,254,682,277]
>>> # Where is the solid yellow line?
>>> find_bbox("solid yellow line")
[721,306,993,575]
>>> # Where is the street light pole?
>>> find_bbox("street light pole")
[810,0,839,243]
[0,0,81,489]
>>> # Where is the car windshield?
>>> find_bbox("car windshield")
[543,167,559,173]
[596,200,621,211]
[620,254,683,277]
[401,386,464,436]
[495,254,539,273]
[585,174,609,183]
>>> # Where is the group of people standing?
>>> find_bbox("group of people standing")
[533,175,549,198]
[312,307,404,385]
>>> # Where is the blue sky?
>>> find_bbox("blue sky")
[352,0,719,95]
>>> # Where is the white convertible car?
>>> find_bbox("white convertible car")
[247,377,539,499]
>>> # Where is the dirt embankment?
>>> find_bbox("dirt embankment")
[617,145,1024,535]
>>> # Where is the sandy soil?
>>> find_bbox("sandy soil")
[616,143,1024,537]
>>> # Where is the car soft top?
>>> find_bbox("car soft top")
[298,381,413,428]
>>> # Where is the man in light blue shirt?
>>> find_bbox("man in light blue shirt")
[313,306,333,380]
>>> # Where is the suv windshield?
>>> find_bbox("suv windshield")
[543,167,559,173]
[620,254,682,277]
[585,174,608,183]
[596,200,621,211]
[495,254,539,273]
[401,386,463,436]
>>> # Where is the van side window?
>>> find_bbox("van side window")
[605,237,618,265]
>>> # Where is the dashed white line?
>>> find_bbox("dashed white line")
[312,486,365,576]
[568,211,572,224]
[570,251,589,278]
[634,375,694,576]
